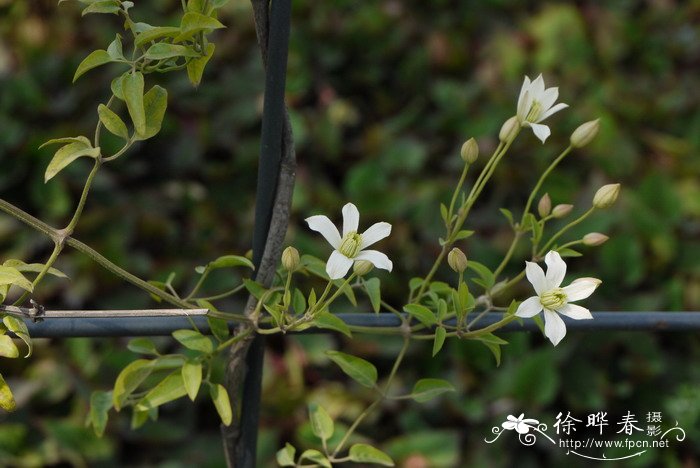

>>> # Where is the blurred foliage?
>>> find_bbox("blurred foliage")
[0,0,699,466]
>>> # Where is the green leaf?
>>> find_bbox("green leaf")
[134,26,181,47]
[339,280,358,306]
[0,373,16,411]
[98,104,129,140]
[3,316,31,357]
[113,359,155,410]
[45,142,101,182]
[82,1,120,16]
[122,72,146,136]
[481,341,502,366]
[403,304,437,328]
[182,360,202,401]
[210,383,232,426]
[363,277,381,313]
[136,371,187,411]
[39,136,91,149]
[432,326,446,357]
[411,378,455,403]
[4,259,68,278]
[558,247,583,258]
[111,75,125,100]
[0,335,19,358]
[500,208,514,226]
[437,299,447,320]
[349,444,395,466]
[131,408,150,430]
[264,304,283,328]
[0,266,33,292]
[292,288,306,315]
[467,261,495,289]
[301,255,330,280]
[243,279,266,300]
[276,443,296,467]
[89,391,113,437]
[176,12,225,42]
[172,329,214,354]
[312,312,352,338]
[453,230,475,241]
[476,333,508,366]
[187,43,215,87]
[409,277,424,293]
[73,49,113,82]
[440,203,448,223]
[308,403,334,441]
[144,43,199,60]
[208,254,254,271]
[300,450,331,468]
[134,85,167,141]
[207,316,229,341]
[326,351,377,388]
[106,34,124,60]
[127,337,158,355]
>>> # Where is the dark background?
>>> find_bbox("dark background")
[0,1,699,466]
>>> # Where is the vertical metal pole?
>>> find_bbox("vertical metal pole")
[238,0,292,466]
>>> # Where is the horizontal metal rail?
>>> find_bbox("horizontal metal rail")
[16,311,700,338]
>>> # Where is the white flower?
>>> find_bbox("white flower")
[306,203,392,280]
[515,251,601,346]
[502,414,540,434]
[516,74,568,143]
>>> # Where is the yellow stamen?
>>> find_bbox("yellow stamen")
[339,231,362,258]
[540,288,567,310]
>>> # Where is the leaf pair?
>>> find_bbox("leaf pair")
[40,136,100,182]
[116,72,168,141]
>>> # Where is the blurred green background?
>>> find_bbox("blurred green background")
[1,0,699,466]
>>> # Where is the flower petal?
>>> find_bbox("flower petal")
[525,261,547,295]
[342,203,360,236]
[355,249,393,272]
[502,421,517,430]
[543,309,567,346]
[529,122,551,143]
[531,74,545,98]
[517,76,531,119]
[515,296,543,318]
[360,222,392,249]
[563,277,601,302]
[544,250,567,289]
[557,303,593,320]
[306,215,341,248]
[325,250,353,280]
[538,87,559,112]
[538,102,568,122]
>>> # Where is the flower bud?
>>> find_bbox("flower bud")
[538,193,552,218]
[582,232,609,246]
[353,260,374,276]
[499,116,520,143]
[447,247,468,273]
[570,119,600,148]
[552,204,573,218]
[592,183,621,209]
[281,246,300,271]
[460,138,479,164]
